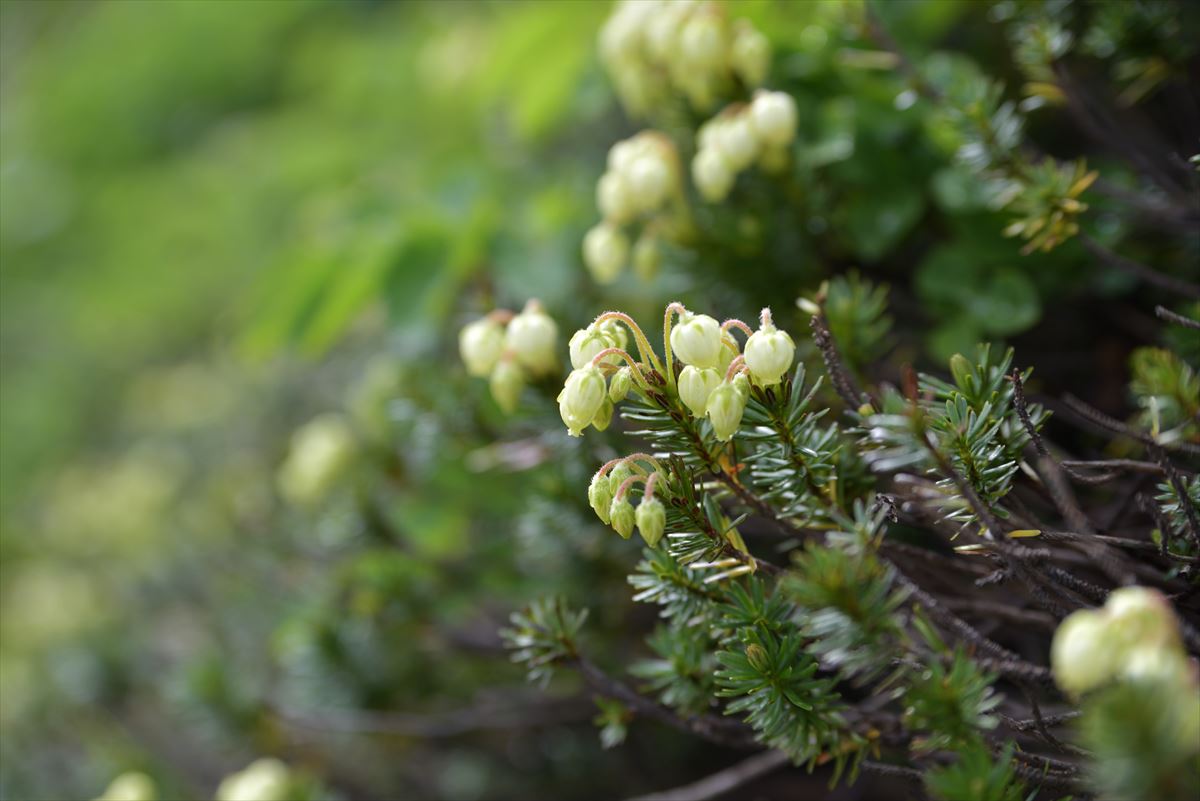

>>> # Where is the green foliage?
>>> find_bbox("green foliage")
[924,742,1026,801]
[502,597,588,688]
[786,544,907,682]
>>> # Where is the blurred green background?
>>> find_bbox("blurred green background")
[1,1,1195,799]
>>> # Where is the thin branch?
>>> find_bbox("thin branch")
[1079,235,1200,300]
[1063,394,1200,457]
[573,656,759,751]
[1156,305,1200,330]
[810,313,872,410]
[625,750,789,801]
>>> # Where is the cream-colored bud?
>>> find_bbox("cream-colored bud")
[505,304,558,375]
[558,365,608,437]
[678,365,723,418]
[489,358,524,414]
[744,315,795,386]
[692,148,735,202]
[583,223,629,284]
[459,318,505,377]
[749,90,798,147]
[714,114,760,172]
[670,312,723,368]
[706,380,747,441]
[730,22,770,87]
[597,170,636,224]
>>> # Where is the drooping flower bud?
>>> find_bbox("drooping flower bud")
[692,147,734,202]
[609,366,634,402]
[277,414,356,506]
[609,496,636,539]
[1051,609,1116,697]
[588,471,614,524]
[459,318,505,377]
[215,759,292,801]
[749,90,797,147]
[505,303,558,376]
[628,153,672,212]
[713,114,760,172]
[569,325,615,370]
[670,312,723,369]
[744,312,795,386]
[592,397,615,432]
[732,371,750,400]
[558,365,607,437]
[607,461,633,496]
[597,170,636,224]
[633,232,662,281]
[730,21,770,87]
[679,11,727,71]
[489,358,524,414]
[706,380,747,441]
[635,496,666,548]
[678,365,723,418]
[583,223,629,284]
[96,772,157,801]
[1105,586,1181,652]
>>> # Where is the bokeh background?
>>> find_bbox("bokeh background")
[1,1,1195,800]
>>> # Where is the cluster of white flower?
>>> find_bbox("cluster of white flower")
[1051,586,1197,698]
[584,132,681,284]
[458,300,558,413]
[586,454,667,548]
[693,90,798,202]
[599,0,771,117]
[556,303,795,442]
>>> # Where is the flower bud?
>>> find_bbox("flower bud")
[732,371,750,400]
[636,496,666,548]
[609,496,636,539]
[1051,609,1117,697]
[608,461,633,496]
[588,472,614,524]
[745,643,770,673]
[592,397,615,432]
[505,304,558,376]
[731,22,770,87]
[749,90,797,147]
[633,232,662,281]
[216,759,292,801]
[583,223,629,284]
[1105,586,1181,652]
[569,325,615,369]
[609,366,634,402]
[277,414,355,506]
[459,318,505,377]
[597,170,636,224]
[714,114,760,172]
[692,147,734,202]
[628,154,672,212]
[96,772,157,801]
[558,365,607,437]
[679,11,726,71]
[489,358,524,414]
[670,312,723,369]
[678,365,723,418]
[706,380,747,441]
[744,315,795,386]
